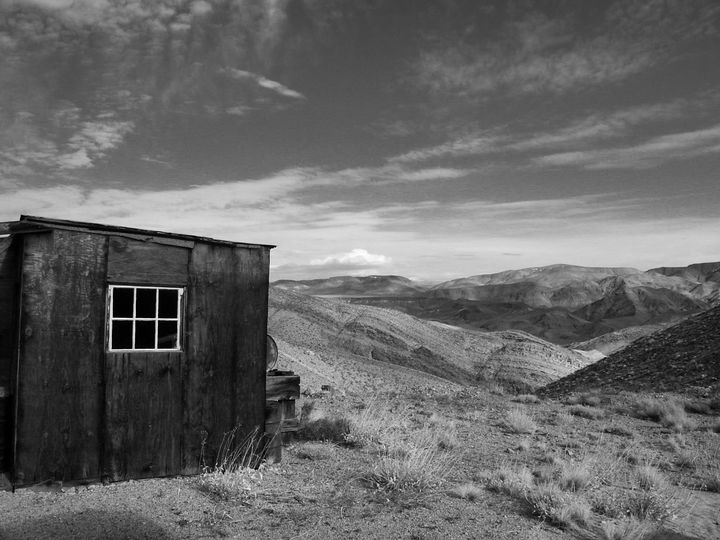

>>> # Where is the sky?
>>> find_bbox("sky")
[1,0,719,282]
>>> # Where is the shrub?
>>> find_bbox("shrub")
[526,484,591,527]
[568,393,603,407]
[569,405,605,420]
[485,464,534,497]
[552,411,573,426]
[633,398,695,432]
[604,425,634,437]
[513,394,540,404]
[344,401,407,449]
[674,450,697,470]
[559,459,593,491]
[361,445,453,492]
[450,483,483,502]
[197,427,265,501]
[294,442,335,460]
[297,415,352,443]
[591,483,683,523]
[506,407,537,434]
[703,471,720,493]
[635,465,666,491]
[600,518,658,540]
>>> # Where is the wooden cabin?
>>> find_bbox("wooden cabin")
[0,215,274,487]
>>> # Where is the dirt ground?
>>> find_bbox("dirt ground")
[1,389,719,540]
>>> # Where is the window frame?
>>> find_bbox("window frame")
[106,284,185,352]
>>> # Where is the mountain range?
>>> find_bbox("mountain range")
[267,288,593,394]
[272,262,720,346]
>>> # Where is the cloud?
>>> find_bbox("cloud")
[224,68,305,100]
[536,124,720,169]
[390,134,503,164]
[311,248,391,268]
[411,3,720,99]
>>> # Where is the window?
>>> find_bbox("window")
[108,285,184,351]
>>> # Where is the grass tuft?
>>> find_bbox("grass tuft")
[569,405,605,420]
[632,398,695,432]
[449,483,483,502]
[506,407,537,434]
[196,427,265,502]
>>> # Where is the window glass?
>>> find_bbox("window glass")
[136,288,157,318]
[113,287,134,318]
[157,321,178,349]
[108,286,183,351]
[158,289,178,318]
[111,320,133,350]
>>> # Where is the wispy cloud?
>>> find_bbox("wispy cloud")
[390,134,503,164]
[223,68,305,101]
[536,124,720,169]
[411,3,720,99]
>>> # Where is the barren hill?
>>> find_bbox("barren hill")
[274,262,720,346]
[268,288,592,394]
[539,304,720,396]
[272,275,426,297]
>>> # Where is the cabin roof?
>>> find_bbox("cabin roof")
[0,215,275,249]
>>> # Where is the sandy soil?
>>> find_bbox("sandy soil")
[2,389,719,540]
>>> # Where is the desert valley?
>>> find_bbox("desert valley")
[2,261,719,540]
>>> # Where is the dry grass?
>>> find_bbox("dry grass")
[361,444,454,492]
[526,484,591,527]
[513,394,541,404]
[196,427,266,502]
[600,518,658,540]
[559,459,593,491]
[569,405,605,420]
[449,483,483,501]
[632,398,696,432]
[567,393,603,407]
[506,407,537,434]
[635,465,666,491]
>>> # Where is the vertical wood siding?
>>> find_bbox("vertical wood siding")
[15,231,107,484]
[9,228,270,484]
[183,243,269,473]
[0,237,19,472]
[103,352,183,481]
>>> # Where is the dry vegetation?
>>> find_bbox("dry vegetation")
[2,388,720,539]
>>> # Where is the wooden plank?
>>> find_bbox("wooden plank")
[266,375,300,401]
[183,243,271,474]
[0,236,19,474]
[107,236,190,285]
[103,352,183,481]
[14,230,107,485]
[19,216,274,249]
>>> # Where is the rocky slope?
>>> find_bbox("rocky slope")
[539,304,720,396]
[274,262,720,346]
[268,288,592,394]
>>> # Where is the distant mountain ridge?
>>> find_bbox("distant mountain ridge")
[268,288,592,394]
[272,261,720,345]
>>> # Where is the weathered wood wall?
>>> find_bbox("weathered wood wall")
[106,236,190,285]
[104,352,184,481]
[8,229,270,484]
[0,237,19,473]
[183,243,270,473]
[102,237,190,481]
[15,231,107,484]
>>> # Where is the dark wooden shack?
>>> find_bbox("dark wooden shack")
[0,215,274,488]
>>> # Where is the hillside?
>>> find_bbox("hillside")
[274,261,720,346]
[268,288,592,394]
[539,304,720,396]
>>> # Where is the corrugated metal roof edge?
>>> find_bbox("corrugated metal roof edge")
[2,215,276,249]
